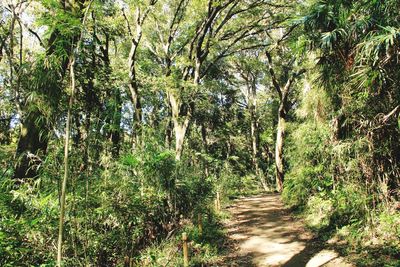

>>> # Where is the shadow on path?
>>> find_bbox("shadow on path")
[219,194,352,267]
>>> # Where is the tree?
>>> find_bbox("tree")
[301,0,400,199]
[233,52,265,179]
[265,39,305,192]
[146,0,275,159]
[122,0,158,147]
[56,1,93,265]
[12,0,87,179]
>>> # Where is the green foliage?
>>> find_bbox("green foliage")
[282,1,400,264]
[136,212,227,267]
[331,183,368,227]
[375,210,400,247]
[0,180,58,266]
[304,195,332,230]
[2,0,399,265]
[283,120,332,207]
[216,164,262,202]
[0,141,215,266]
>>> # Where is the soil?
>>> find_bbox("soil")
[220,194,354,267]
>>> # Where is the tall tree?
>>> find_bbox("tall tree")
[234,54,264,177]
[123,0,158,147]
[147,0,274,159]
[13,0,87,179]
[266,45,305,192]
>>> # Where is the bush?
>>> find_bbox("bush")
[331,183,368,227]
[305,195,333,230]
[283,121,332,208]
[0,142,214,266]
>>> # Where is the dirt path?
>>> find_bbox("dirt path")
[221,194,353,267]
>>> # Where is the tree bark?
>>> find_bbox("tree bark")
[275,105,286,192]
[249,83,260,176]
[173,119,190,161]
[266,50,305,192]
[201,123,209,177]
[110,89,122,157]
[14,109,48,179]
[128,43,143,147]
[168,90,191,161]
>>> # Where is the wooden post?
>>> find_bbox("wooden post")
[123,256,129,267]
[215,191,221,212]
[198,213,203,236]
[182,232,189,267]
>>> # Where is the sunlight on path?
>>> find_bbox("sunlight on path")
[223,194,353,267]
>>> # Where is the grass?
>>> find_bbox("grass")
[298,197,400,267]
[0,144,15,179]
[134,210,231,267]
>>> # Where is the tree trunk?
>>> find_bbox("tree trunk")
[201,123,209,177]
[100,33,121,156]
[12,11,48,179]
[127,20,143,148]
[13,0,85,180]
[265,50,305,192]
[128,73,142,147]
[110,88,122,157]
[249,84,259,176]
[174,121,189,161]
[14,109,48,179]
[251,119,259,172]
[168,91,190,160]
[275,106,285,192]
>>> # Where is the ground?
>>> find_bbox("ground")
[220,194,354,267]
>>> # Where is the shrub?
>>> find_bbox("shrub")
[0,142,214,266]
[283,121,332,208]
[305,195,333,230]
[331,183,369,227]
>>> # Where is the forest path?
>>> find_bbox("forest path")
[221,194,353,267]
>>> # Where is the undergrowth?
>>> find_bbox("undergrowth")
[283,119,400,267]
[135,210,230,267]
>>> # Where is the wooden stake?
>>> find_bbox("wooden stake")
[182,232,189,267]
[215,191,221,212]
[123,256,130,267]
[198,213,203,236]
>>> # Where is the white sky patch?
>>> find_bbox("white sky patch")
[115,0,128,10]
[20,10,34,24]
[303,79,311,95]
[162,3,170,13]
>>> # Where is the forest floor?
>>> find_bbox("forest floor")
[219,194,354,267]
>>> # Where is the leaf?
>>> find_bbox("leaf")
[30,218,40,226]
[398,115,400,130]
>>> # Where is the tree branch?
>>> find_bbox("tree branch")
[265,50,282,98]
